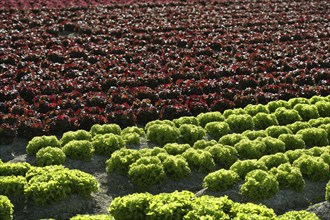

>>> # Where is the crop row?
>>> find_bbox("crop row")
[107,190,328,220]
[0,0,183,10]
[1,155,328,219]
[103,144,330,197]
[12,95,330,150]
[1,0,330,139]
[1,188,326,220]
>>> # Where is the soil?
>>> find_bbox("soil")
[0,138,329,220]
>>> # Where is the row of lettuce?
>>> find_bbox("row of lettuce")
[1,189,328,220]
[1,158,329,219]
[26,94,330,154]
[108,189,329,220]
[15,138,330,197]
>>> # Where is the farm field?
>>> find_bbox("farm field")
[1,0,329,141]
[1,96,330,219]
[0,0,330,219]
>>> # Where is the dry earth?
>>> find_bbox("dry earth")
[0,138,329,220]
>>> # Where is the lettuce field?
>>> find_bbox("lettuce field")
[0,0,330,219]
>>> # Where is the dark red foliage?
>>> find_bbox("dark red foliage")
[0,0,329,142]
